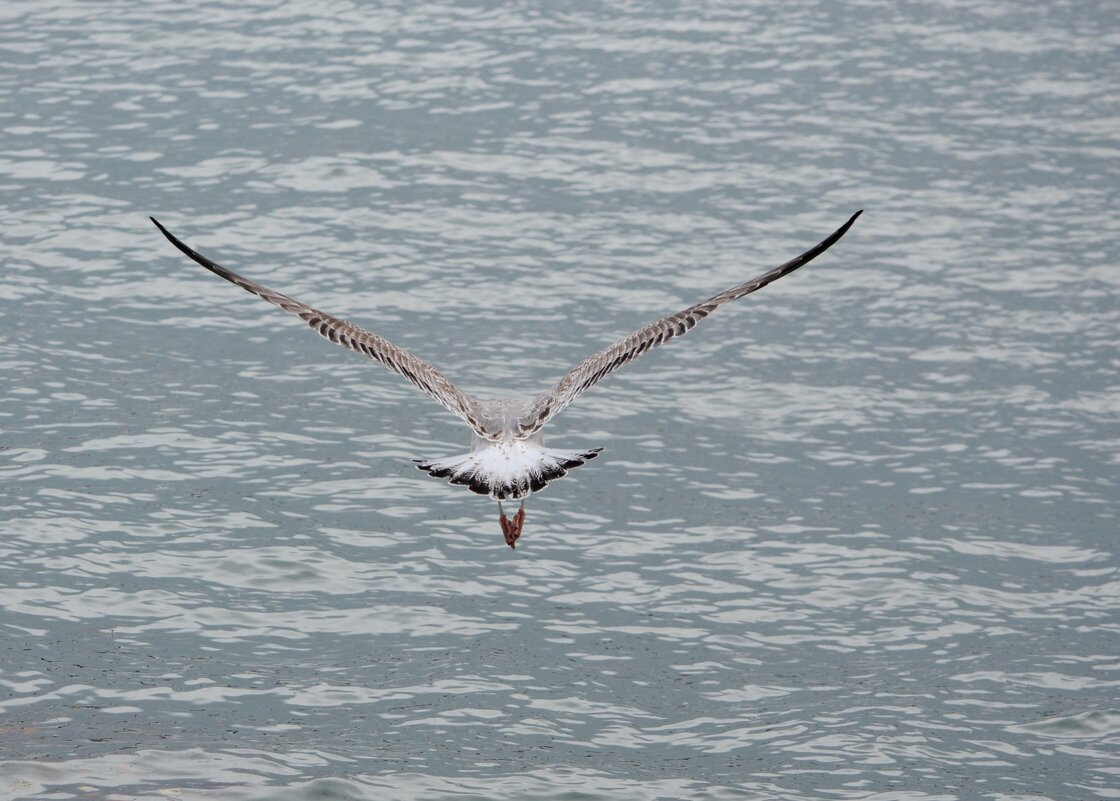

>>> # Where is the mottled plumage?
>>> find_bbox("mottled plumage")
[516,210,862,437]
[150,217,488,436]
[151,210,861,547]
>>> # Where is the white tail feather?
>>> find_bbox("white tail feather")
[416,442,602,500]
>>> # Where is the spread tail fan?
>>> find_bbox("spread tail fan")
[416,444,603,500]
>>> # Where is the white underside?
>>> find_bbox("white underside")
[416,441,602,500]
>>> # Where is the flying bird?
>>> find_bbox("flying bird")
[151,210,861,548]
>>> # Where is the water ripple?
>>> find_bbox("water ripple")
[1,0,1117,799]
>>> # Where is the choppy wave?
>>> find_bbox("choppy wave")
[1,1,1116,799]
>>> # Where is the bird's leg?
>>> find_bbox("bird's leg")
[499,499,525,549]
[498,500,514,548]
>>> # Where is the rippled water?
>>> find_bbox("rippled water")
[2,1,1118,799]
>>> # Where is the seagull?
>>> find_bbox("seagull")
[151,210,861,548]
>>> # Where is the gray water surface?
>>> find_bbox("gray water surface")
[2,1,1118,799]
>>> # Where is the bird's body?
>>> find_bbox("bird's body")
[151,210,861,548]
[414,398,601,500]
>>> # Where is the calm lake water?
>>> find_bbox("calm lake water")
[1,1,1117,799]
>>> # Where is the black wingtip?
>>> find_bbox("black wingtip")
[815,209,863,254]
[150,216,173,240]
[148,216,206,266]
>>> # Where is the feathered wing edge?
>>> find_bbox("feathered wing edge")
[150,217,490,437]
[516,210,863,437]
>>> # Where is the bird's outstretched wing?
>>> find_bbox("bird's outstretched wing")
[150,218,490,437]
[516,211,863,437]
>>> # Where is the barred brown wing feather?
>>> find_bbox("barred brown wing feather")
[150,217,487,436]
[517,211,862,437]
